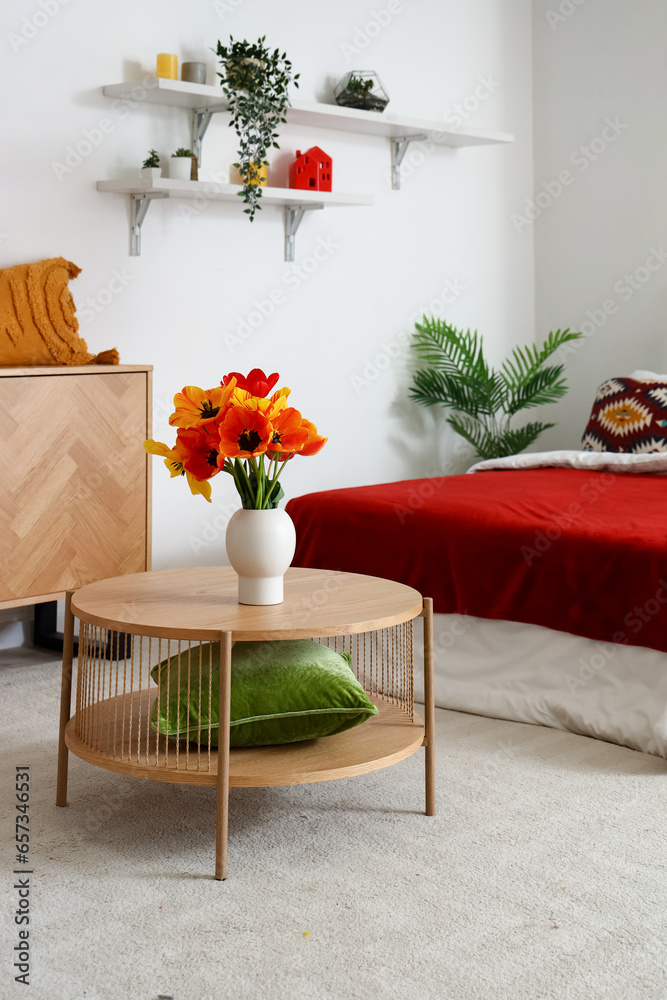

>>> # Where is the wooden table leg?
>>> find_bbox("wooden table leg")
[422,597,436,816]
[56,592,75,807]
[215,630,233,880]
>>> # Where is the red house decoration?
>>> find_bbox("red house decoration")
[289,146,332,192]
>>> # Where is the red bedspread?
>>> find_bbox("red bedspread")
[286,469,667,652]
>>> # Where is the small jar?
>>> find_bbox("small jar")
[182,62,206,85]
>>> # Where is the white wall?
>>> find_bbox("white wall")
[1,0,533,574]
[532,0,667,447]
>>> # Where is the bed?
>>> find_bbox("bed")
[285,449,667,758]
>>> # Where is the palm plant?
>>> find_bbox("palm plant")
[409,318,582,460]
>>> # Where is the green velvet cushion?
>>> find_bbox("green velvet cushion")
[150,639,378,748]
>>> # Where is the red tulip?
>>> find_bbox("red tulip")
[221,368,279,397]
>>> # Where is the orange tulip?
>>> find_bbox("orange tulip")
[243,390,289,422]
[144,429,219,501]
[144,438,186,478]
[229,385,290,412]
[299,419,327,457]
[218,404,272,458]
[169,380,236,429]
[267,407,309,454]
[176,427,222,481]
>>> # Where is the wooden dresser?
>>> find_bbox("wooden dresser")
[0,364,152,609]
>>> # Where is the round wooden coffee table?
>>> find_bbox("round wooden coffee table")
[56,567,435,879]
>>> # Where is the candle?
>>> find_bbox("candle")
[182,62,206,85]
[156,53,177,80]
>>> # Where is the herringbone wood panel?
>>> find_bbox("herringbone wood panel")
[0,369,150,603]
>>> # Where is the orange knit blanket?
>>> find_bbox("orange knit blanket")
[0,256,119,366]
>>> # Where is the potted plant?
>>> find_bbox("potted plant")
[215,35,299,221]
[169,147,197,181]
[334,71,389,112]
[141,149,161,179]
[409,319,582,460]
[229,162,268,187]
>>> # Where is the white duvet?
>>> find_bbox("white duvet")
[468,449,667,475]
[456,444,667,756]
[414,614,667,759]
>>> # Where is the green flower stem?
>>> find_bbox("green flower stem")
[257,455,265,509]
[248,455,263,509]
[267,456,288,495]
[225,459,243,497]
[221,453,287,509]
[235,457,256,507]
[261,454,270,508]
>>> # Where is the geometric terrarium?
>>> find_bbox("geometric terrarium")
[334,71,389,113]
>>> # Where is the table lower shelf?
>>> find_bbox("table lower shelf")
[65,690,424,788]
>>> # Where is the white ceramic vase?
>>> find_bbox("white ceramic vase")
[225,508,296,606]
[169,157,193,180]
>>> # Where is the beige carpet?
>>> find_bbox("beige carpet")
[1,652,666,1000]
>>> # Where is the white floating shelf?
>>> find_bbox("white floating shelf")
[103,78,514,148]
[99,78,513,256]
[96,177,373,258]
[97,177,372,208]
[103,78,229,111]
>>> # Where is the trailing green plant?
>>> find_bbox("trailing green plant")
[409,318,582,460]
[216,35,299,221]
[142,149,160,168]
[171,147,194,157]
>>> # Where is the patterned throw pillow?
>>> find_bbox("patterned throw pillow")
[581,377,667,453]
